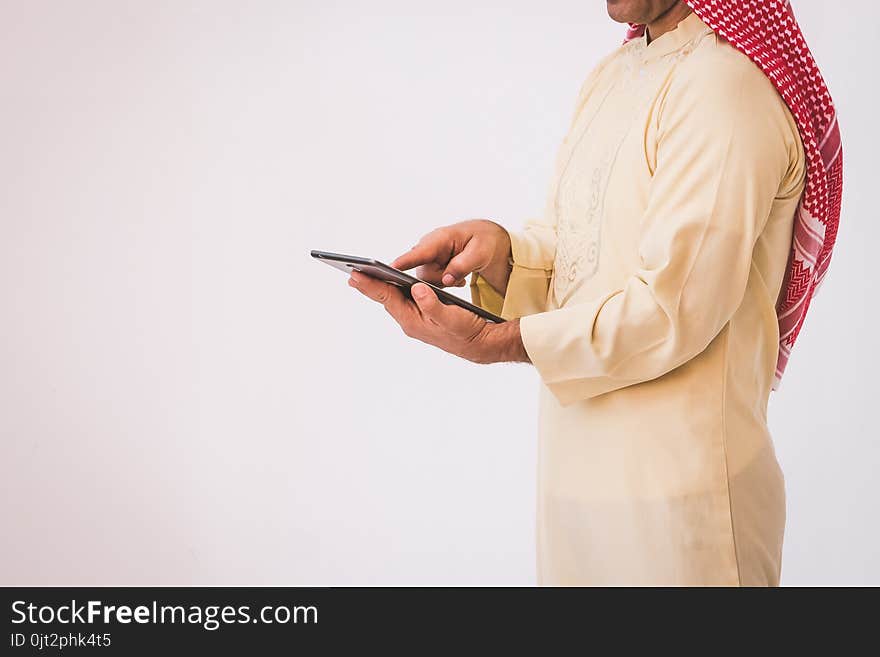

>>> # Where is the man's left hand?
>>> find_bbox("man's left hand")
[348,271,529,365]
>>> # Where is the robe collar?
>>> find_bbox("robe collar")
[638,11,712,62]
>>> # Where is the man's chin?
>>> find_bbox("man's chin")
[606,1,634,24]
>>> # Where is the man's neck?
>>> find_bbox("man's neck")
[645,1,693,44]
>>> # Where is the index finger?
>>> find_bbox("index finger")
[390,242,439,271]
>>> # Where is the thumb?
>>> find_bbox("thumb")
[410,283,444,320]
[441,248,480,287]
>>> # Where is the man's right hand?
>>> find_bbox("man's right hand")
[390,220,513,295]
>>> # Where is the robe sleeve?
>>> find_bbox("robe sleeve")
[518,56,801,406]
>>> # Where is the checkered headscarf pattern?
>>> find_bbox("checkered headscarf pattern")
[624,0,842,387]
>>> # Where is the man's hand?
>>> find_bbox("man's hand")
[348,271,529,365]
[391,219,513,295]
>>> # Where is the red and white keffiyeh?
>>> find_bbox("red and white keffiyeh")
[624,0,843,388]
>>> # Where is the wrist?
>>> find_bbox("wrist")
[478,223,513,295]
[481,318,530,364]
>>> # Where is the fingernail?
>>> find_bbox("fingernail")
[442,274,455,286]
[412,284,428,298]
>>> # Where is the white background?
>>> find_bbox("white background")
[1,0,877,585]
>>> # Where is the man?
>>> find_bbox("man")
[347,0,842,585]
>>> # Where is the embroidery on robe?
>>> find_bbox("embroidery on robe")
[552,42,657,305]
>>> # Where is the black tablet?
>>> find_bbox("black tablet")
[310,250,505,324]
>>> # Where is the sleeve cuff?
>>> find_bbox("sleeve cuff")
[520,309,589,407]
[519,295,637,406]
[508,227,552,271]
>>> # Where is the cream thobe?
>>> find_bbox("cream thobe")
[471,12,806,586]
